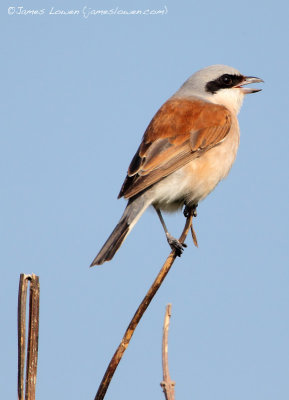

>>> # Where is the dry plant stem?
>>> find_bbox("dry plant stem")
[18,274,40,400]
[18,274,29,400]
[25,275,40,400]
[191,223,198,247]
[94,212,193,400]
[160,304,175,400]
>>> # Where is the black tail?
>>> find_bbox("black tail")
[90,195,150,266]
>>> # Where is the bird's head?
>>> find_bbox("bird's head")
[177,64,263,114]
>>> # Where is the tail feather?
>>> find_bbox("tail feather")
[90,195,150,266]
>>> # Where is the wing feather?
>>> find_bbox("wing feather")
[118,98,231,199]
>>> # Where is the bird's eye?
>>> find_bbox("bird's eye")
[221,74,232,85]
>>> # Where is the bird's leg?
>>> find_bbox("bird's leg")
[154,206,187,257]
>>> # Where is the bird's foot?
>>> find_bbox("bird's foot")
[166,233,187,257]
[183,203,198,218]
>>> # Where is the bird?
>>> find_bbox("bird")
[90,64,263,266]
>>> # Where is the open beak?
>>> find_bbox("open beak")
[235,76,264,94]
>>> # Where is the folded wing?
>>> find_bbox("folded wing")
[118,98,231,199]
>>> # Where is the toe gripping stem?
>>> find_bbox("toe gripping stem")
[183,203,198,247]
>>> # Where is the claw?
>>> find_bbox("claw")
[183,204,198,218]
[183,206,190,218]
[166,233,186,257]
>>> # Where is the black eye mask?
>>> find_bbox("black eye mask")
[206,74,244,94]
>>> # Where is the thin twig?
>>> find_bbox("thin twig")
[160,304,175,400]
[191,223,198,248]
[18,274,40,400]
[94,210,194,400]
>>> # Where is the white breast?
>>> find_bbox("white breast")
[152,116,240,212]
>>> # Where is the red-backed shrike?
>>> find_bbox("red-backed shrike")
[91,65,263,266]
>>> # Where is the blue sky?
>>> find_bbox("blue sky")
[1,0,289,399]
